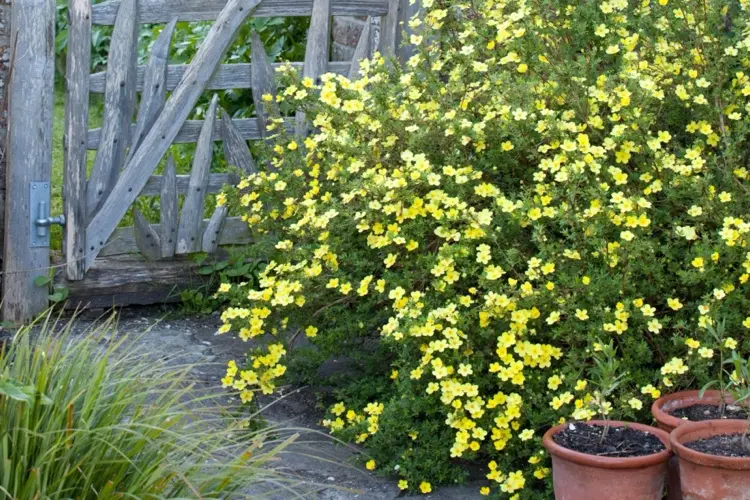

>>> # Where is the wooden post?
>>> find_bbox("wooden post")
[3,0,56,322]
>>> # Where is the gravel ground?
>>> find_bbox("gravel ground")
[53,306,485,500]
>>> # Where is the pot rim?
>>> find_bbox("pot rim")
[670,419,750,470]
[652,390,736,431]
[542,420,672,470]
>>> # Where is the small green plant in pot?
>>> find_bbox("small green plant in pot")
[652,320,746,432]
[651,320,748,500]
[671,351,750,499]
[543,342,672,500]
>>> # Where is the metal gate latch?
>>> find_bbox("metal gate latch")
[30,182,65,248]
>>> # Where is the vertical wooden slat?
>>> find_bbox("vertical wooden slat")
[159,155,178,258]
[176,94,219,255]
[221,109,256,175]
[126,19,176,164]
[3,0,56,322]
[202,205,228,253]
[349,18,372,80]
[63,0,92,281]
[379,0,400,57]
[296,0,331,136]
[132,208,161,261]
[85,0,261,270]
[395,0,419,63]
[250,30,278,141]
[86,0,138,217]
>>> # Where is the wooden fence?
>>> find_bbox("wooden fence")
[2,0,417,321]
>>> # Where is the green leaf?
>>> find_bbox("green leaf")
[48,288,69,303]
[0,380,34,403]
[34,275,52,287]
[699,380,719,399]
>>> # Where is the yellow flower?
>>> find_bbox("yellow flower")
[692,257,705,269]
[575,309,589,321]
[305,326,318,338]
[287,141,298,151]
[628,398,643,410]
[398,480,409,490]
[419,482,432,494]
[698,347,714,359]
[218,283,231,293]
[480,486,490,496]
[547,374,563,390]
[685,338,700,349]
[365,460,376,471]
[667,298,683,310]
[384,254,398,268]
[519,429,535,441]
[725,338,738,349]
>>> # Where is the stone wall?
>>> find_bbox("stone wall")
[332,16,379,62]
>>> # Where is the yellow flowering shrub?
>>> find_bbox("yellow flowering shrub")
[218,0,750,496]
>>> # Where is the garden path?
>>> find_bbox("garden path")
[63,306,485,500]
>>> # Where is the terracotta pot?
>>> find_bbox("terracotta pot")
[670,419,750,499]
[652,390,729,433]
[543,420,672,500]
[652,390,739,500]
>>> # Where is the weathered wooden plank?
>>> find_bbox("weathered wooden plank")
[87,118,294,149]
[202,205,229,253]
[250,31,278,141]
[56,255,209,310]
[3,0,56,322]
[349,18,372,79]
[176,95,219,255]
[396,0,419,63]
[63,0,92,282]
[159,155,178,258]
[89,61,350,94]
[92,0,389,24]
[297,0,331,136]
[127,19,176,163]
[100,217,251,257]
[379,0,400,57]
[221,109,256,174]
[133,208,161,261]
[86,0,138,218]
[86,0,261,270]
[142,172,231,197]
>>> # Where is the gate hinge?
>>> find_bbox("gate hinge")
[30,182,65,248]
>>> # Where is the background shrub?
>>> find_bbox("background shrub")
[218,0,750,497]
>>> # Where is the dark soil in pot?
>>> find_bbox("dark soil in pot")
[669,403,748,421]
[685,433,750,458]
[552,422,666,458]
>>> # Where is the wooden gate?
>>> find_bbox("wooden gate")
[0,0,412,315]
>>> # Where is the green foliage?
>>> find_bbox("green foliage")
[0,314,296,497]
[209,0,750,496]
[179,250,262,315]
